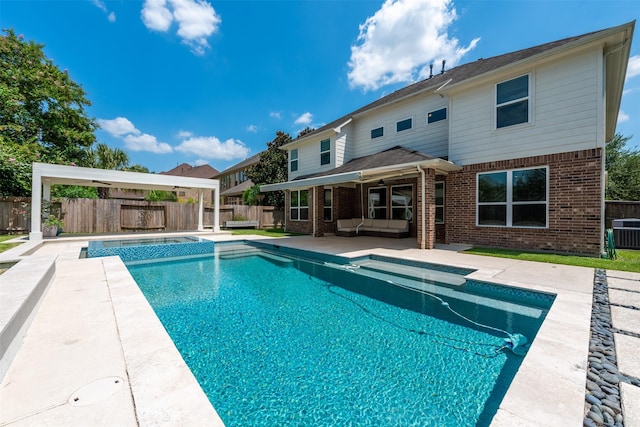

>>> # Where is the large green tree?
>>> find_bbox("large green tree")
[606,133,640,201]
[0,29,98,196]
[245,131,293,208]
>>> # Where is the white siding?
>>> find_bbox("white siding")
[288,135,338,180]
[449,49,601,165]
[348,95,449,161]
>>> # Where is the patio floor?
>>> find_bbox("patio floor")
[0,232,638,426]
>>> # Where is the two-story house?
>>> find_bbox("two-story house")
[215,153,261,205]
[261,22,634,256]
[161,163,219,204]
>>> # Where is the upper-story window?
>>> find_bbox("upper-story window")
[290,149,298,172]
[427,108,447,124]
[320,139,330,165]
[371,127,384,139]
[496,75,530,128]
[396,118,412,132]
[477,166,547,228]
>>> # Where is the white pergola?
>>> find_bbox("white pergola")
[29,162,220,241]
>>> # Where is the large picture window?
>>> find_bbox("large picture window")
[368,187,387,219]
[496,75,529,128]
[320,139,330,165]
[435,182,444,224]
[477,167,547,227]
[290,149,298,172]
[323,188,332,221]
[391,185,413,221]
[290,189,308,221]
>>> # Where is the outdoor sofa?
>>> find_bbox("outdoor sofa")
[335,218,410,238]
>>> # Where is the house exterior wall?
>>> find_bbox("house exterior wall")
[445,148,602,256]
[349,96,449,160]
[449,49,602,166]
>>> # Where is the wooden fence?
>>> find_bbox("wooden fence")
[605,200,640,229]
[0,197,283,234]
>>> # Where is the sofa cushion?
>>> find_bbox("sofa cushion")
[387,219,409,232]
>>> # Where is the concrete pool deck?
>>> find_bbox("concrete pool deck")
[0,232,638,426]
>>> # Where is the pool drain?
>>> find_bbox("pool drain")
[68,376,124,407]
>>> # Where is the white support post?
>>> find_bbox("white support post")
[29,163,43,241]
[197,190,204,231]
[213,182,220,232]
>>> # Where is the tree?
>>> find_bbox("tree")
[0,29,97,166]
[245,131,292,208]
[242,185,262,205]
[606,133,640,201]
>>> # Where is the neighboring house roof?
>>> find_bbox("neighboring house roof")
[161,163,219,179]
[215,153,262,177]
[285,21,633,148]
[261,147,460,191]
[221,179,254,197]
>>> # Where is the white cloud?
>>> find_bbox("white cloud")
[141,0,221,55]
[175,136,250,160]
[194,159,209,166]
[247,124,258,133]
[98,116,172,154]
[176,130,193,138]
[618,110,629,123]
[295,112,313,125]
[270,111,281,119]
[627,55,640,80]
[347,0,479,91]
[92,0,116,22]
[123,133,173,153]
[98,117,140,137]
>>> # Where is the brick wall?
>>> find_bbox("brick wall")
[445,148,603,256]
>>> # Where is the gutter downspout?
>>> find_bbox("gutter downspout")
[313,187,316,237]
[417,165,426,250]
[356,183,365,234]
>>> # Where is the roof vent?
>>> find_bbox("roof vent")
[441,60,446,74]
[429,64,433,79]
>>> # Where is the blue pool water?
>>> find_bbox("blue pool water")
[126,243,553,426]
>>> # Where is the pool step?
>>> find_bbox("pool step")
[335,265,544,319]
[353,259,466,287]
[216,246,294,267]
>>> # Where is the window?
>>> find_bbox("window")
[323,188,332,221]
[496,75,529,128]
[371,127,384,139]
[320,139,330,165]
[435,182,444,224]
[396,118,412,132]
[290,189,308,221]
[391,185,413,221]
[477,167,547,227]
[368,187,387,219]
[290,149,298,172]
[428,108,447,124]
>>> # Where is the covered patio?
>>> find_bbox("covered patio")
[29,162,221,241]
[260,147,461,249]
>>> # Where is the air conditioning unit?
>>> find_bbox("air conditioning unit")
[612,218,640,249]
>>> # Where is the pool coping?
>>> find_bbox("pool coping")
[0,233,595,426]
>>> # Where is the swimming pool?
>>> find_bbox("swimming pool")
[126,242,554,426]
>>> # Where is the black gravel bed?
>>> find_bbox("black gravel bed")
[584,269,640,427]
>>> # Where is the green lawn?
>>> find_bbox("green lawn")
[0,235,24,254]
[463,247,640,273]
[230,228,304,238]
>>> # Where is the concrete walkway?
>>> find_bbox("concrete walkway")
[607,270,640,426]
[0,233,636,426]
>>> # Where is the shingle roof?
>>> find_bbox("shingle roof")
[294,146,435,180]
[161,163,219,179]
[221,179,254,196]
[292,25,611,144]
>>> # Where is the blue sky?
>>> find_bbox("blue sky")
[2,0,639,173]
